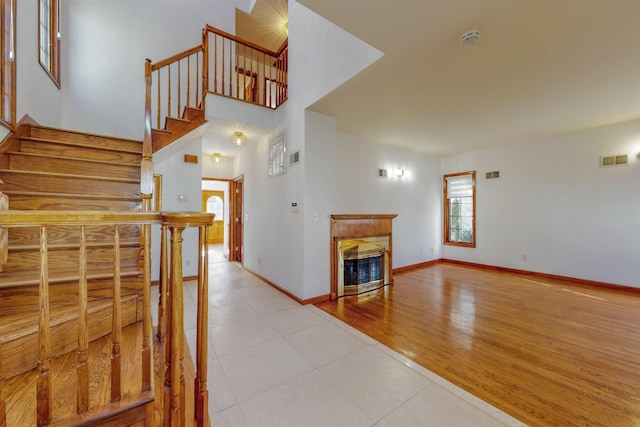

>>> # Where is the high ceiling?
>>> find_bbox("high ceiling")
[298,0,640,155]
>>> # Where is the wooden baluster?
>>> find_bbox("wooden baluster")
[156,68,161,129]
[196,51,201,108]
[186,55,191,108]
[229,39,233,97]
[167,65,172,122]
[235,42,239,99]
[177,59,181,117]
[111,225,122,402]
[214,30,218,98]
[141,221,152,392]
[171,225,186,427]
[162,225,173,426]
[195,225,210,426]
[221,36,225,96]
[77,226,89,415]
[37,226,51,427]
[201,29,206,105]
[144,59,153,150]
[158,224,168,340]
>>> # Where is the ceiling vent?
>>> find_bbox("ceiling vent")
[485,171,500,180]
[600,154,628,168]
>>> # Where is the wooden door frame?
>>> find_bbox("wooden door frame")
[229,176,244,263]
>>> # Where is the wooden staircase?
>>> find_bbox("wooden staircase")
[0,121,154,426]
[151,106,205,153]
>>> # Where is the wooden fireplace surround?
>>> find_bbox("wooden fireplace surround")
[330,214,397,300]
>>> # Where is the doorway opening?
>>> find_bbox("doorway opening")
[202,176,244,264]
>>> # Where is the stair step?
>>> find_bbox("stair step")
[0,246,141,288]
[4,191,142,211]
[0,170,140,198]
[182,106,204,121]
[29,125,143,153]
[19,138,141,165]
[8,224,140,247]
[0,278,144,316]
[8,152,141,180]
[0,292,140,380]
[3,323,152,427]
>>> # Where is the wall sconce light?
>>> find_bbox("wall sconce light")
[212,152,223,163]
[394,169,405,177]
[282,21,289,36]
[230,131,248,146]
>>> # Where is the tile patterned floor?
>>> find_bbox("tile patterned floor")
[153,249,527,426]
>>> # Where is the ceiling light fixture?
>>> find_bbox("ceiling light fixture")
[212,152,223,163]
[230,131,248,146]
[460,30,481,47]
[282,21,289,36]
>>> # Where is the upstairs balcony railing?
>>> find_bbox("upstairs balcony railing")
[203,25,288,109]
[144,24,288,153]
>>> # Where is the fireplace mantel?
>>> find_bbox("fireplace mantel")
[330,214,397,299]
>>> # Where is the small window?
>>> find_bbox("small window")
[444,171,476,247]
[1,0,17,128]
[206,196,224,221]
[39,0,60,87]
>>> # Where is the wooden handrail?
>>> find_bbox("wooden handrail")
[205,25,280,57]
[152,45,202,71]
[1,0,17,131]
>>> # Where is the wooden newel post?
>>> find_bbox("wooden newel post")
[161,212,214,427]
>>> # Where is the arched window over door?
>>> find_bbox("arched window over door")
[206,195,223,221]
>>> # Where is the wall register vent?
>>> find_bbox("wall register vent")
[600,154,628,167]
[289,151,300,165]
[485,170,500,180]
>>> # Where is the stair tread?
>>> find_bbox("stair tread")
[0,267,143,289]
[0,168,141,184]
[7,151,142,168]
[4,322,153,427]
[0,292,140,340]
[20,135,142,154]
[30,124,142,145]
[3,190,142,200]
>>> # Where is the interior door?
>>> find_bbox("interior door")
[202,190,224,244]
[229,177,243,263]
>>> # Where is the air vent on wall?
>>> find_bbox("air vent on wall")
[289,151,300,166]
[600,154,628,167]
[485,170,500,180]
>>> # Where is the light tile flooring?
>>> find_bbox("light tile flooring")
[153,248,527,427]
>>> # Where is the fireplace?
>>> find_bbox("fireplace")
[330,214,397,299]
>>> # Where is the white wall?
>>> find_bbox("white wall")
[441,119,640,288]
[151,137,204,281]
[334,132,442,269]
[60,0,234,139]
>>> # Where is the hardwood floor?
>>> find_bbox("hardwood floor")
[315,262,640,427]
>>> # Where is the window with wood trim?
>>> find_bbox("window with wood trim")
[444,171,476,247]
[39,0,60,87]
[1,0,16,128]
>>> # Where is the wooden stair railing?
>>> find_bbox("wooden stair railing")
[146,46,206,153]
[158,212,213,427]
[0,210,213,426]
[1,0,17,132]
[144,25,288,153]
[203,25,288,109]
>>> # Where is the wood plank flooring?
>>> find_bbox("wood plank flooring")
[315,262,640,427]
